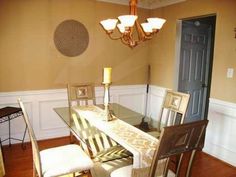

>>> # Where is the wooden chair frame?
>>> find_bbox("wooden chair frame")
[67,84,132,162]
[0,145,5,177]
[18,99,92,177]
[158,90,190,133]
[111,120,208,177]
[67,83,96,143]
[149,120,208,177]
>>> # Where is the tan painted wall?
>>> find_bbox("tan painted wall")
[150,0,236,103]
[0,0,150,92]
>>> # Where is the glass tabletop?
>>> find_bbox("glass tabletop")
[54,103,151,155]
[55,103,145,142]
[54,103,144,128]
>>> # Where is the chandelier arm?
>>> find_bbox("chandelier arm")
[120,36,131,46]
[135,20,146,41]
[107,33,122,40]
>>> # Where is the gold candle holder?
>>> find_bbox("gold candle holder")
[102,67,113,121]
[103,83,113,121]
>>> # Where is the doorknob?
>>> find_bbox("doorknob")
[202,83,207,88]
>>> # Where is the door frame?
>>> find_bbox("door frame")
[174,14,216,120]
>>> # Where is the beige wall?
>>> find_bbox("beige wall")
[1,0,235,103]
[150,0,236,103]
[0,0,149,92]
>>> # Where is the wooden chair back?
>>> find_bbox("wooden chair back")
[158,90,190,131]
[18,99,43,177]
[67,83,96,107]
[149,119,208,177]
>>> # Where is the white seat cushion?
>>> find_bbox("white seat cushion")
[110,165,175,177]
[40,144,93,177]
[110,165,133,177]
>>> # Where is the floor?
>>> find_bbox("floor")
[1,136,236,177]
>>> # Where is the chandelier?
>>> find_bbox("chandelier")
[100,0,166,48]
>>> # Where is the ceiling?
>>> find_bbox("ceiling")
[96,0,186,9]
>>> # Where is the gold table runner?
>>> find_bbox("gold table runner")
[73,105,158,168]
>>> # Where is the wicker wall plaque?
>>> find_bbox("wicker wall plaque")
[54,19,89,57]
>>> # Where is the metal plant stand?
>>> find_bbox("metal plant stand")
[0,107,27,149]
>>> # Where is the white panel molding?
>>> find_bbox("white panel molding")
[203,98,236,166]
[0,85,146,144]
[208,98,236,120]
[148,85,167,126]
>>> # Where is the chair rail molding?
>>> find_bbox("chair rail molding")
[0,85,146,144]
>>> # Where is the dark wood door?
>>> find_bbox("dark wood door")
[178,19,214,123]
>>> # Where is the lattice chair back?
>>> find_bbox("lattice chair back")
[158,90,190,131]
[67,83,96,143]
[149,119,208,177]
[72,113,131,162]
[18,99,43,177]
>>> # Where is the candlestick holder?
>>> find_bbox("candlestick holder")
[103,83,113,121]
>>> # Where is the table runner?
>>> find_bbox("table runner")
[73,105,158,168]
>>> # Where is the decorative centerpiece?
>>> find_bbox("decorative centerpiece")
[102,67,113,121]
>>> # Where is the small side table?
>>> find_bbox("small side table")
[0,107,27,149]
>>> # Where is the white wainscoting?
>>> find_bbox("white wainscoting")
[147,85,167,127]
[204,98,236,166]
[0,85,146,144]
[1,84,235,167]
[148,85,236,167]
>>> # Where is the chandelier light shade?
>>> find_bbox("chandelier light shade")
[100,0,166,48]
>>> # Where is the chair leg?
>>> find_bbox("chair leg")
[175,153,184,177]
[33,164,37,177]
[163,158,170,177]
[186,150,197,177]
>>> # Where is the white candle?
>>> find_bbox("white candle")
[103,67,112,84]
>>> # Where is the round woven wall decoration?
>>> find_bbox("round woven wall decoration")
[54,19,89,57]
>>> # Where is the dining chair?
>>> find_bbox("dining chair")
[67,83,96,143]
[0,144,5,177]
[18,99,94,177]
[67,84,132,162]
[110,119,208,177]
[149,90,190,138]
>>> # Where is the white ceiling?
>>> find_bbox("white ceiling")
[96,0,186,9]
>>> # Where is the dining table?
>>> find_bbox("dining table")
[54,103,161,175]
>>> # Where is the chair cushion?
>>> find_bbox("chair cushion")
[110,165,132,177]
[110,165,173,177]
[40,144,93,177]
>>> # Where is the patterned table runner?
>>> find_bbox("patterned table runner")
[73,105,159,168]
